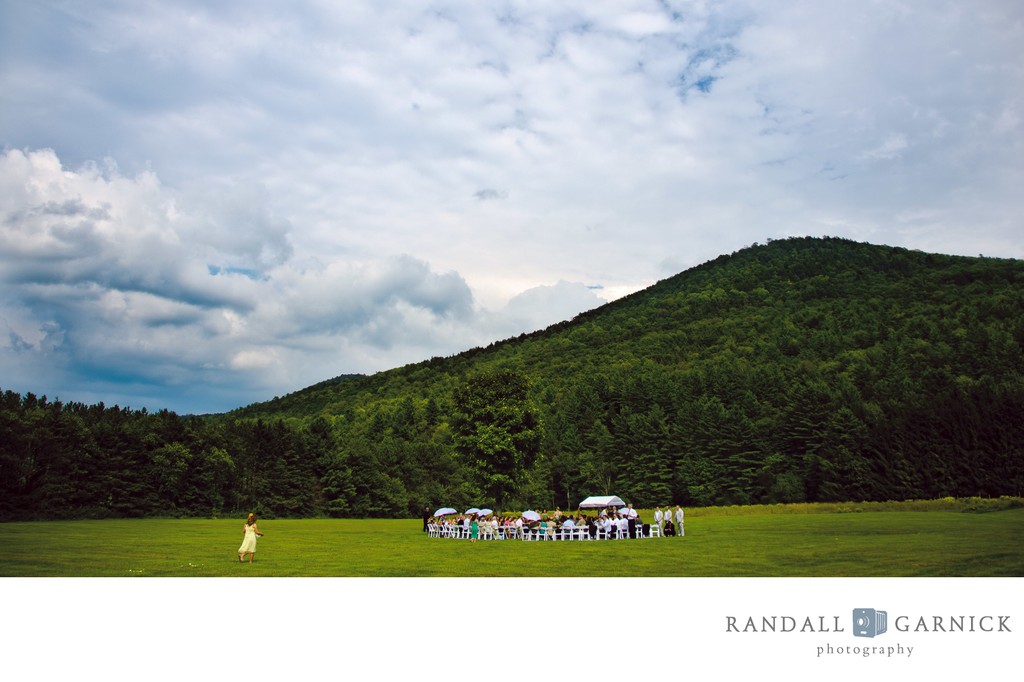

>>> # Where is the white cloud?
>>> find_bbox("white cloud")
[860,134,910,161]
[1,0,1022,411]
[229,349,279,371]
[493,280,606,337]
[0,147,605,411]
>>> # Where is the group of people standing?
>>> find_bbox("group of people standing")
[654,505,685,537]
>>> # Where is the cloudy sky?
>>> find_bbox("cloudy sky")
[1,0,1021,414]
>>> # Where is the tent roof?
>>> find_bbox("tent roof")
[579,495,625,508]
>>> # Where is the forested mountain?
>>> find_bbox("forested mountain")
[4,237,1023,519]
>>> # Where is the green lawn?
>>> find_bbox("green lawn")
[2,505,1022,577]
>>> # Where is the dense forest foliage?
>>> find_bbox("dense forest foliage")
[3,237,1023,519]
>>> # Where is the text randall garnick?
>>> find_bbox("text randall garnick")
[727,616,846,633]
[726,615,1012,633]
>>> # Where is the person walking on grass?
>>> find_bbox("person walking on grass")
[238,513,264,563]
[470,516,479,543]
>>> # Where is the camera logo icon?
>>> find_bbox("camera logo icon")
[853,608,888,638]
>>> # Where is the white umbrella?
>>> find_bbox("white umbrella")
[433,507,457,517]
[476,508,493,516]
[521,510,541,521]
[465,508,480,515]
[618,507,638,518]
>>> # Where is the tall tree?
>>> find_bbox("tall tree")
[451,369,542,508]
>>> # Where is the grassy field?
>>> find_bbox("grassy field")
[2,500,1022,577]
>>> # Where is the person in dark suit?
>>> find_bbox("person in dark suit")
[422,505,431,532]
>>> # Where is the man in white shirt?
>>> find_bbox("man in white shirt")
[675,505,685,537]
[654,507,664,531]
[560,517,575,541]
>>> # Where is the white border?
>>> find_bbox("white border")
[3,577,1019,681]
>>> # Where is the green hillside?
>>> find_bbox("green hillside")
[4,236,1023,518]
[238,236,1024,417]
[227,236,1024,511]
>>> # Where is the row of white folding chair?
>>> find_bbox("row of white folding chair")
[522,527,589,541]
[428,523,522,539]
[524,527,648,540]
[428,523,657,540]
[596,528,650,539]
[433,524,470,538]
[478,527,515,540]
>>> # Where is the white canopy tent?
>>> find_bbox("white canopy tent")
[578,495,625,509]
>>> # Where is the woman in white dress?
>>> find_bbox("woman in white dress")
[238,513,264,563]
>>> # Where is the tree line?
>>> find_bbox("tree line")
[3,237,1023,519]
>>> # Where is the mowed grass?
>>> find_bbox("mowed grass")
[2,506,1023,577]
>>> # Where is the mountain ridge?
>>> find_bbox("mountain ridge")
[228,235,1022,421]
